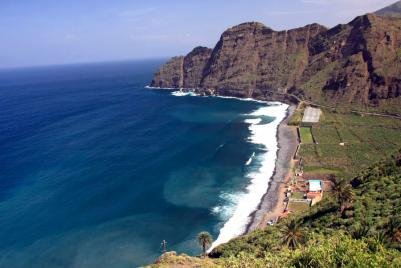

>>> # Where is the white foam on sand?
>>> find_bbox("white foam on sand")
[209,102,288,251]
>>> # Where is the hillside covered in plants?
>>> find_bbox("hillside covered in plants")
[150,150,401,267]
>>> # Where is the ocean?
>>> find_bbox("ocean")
[0,60,287,267]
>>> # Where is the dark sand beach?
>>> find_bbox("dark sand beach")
[246,105,298,232]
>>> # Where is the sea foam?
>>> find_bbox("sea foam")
[166,89,289,251]
[245,152,255,166]
[171,90,199,97]
[209,102,288,251]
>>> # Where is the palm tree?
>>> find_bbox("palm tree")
[374,230,389,245]
[385,217,401,243]
[350,224,370,239]
[281,218,305,249]
[197,231,213,257]
[333,179,354,217]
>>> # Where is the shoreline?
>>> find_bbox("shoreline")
[147,86,299,241]
[246,105,298,233]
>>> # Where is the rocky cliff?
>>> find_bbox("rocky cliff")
[151,14,401,114]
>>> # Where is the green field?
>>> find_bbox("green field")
[300,127,313,144]
[290,192,305,199]
[288,201,310,212]
[298,110,401,178]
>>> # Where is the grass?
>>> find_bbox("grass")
[288,201,310,213]
[313,126,341,144]
[291,192,305,199]
[297,109,401,178]
[300,127,313,144]
[303,166,344,175]
[288,103,306,126]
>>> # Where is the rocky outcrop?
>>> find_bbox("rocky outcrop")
[151,47,212,88]
[200,22,325,99]
[151,56,184,88]
[183,46,213,88]
[151,14,401,113]
[301,14,401,108]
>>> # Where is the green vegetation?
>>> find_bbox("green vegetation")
[299,109,401,177]
[288,201,310,213]
[332,179,354,217]
[303,166,343,175]
[280,218,305,249]
[150,151,401,267]
[288,103,306,126]
[198,232,213,257]
[221,233,401,268]
[291,192,304,199]
[300,127,313,144]
[208,151,401,267]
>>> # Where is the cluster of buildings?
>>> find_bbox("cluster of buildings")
[275,157,326,221]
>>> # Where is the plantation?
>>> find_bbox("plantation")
[299,127,313,144]
[298,110,401,177]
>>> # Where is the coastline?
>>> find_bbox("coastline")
[147,86,299,242]
[246,105,298,232]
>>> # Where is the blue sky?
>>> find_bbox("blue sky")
[0,0,396,68]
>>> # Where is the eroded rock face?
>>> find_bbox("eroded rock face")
[183,46,213,88]
[151,14,401,112]
[201,22,325,99]
[151,56,184,88]
[302,14,401,107]
[150,47,212,89]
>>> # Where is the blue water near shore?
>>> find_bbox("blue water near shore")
[0,60,286,267]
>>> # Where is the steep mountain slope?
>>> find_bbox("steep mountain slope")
[376,1,401,18]
[151,14,401,114]
[300,14,401,109]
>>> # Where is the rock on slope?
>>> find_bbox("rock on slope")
[151,14,401,114]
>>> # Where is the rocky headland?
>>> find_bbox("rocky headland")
[151,14,401,114]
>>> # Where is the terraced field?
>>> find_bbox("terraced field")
[298,110,401,177]
[300,127,313,143]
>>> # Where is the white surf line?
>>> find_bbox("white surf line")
[209,102,288,251]
[245,152,255,166]
[156,86,289,250]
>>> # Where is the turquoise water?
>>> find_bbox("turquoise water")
[0,60,285,267]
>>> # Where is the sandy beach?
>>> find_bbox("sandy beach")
[246,105,298,232]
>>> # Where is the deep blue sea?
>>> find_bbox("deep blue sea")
[0,60,287,267]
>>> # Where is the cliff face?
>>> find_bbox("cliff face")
[151,56,184,88]
[151,47,212,88]
[151,14,401,113]
[299,14,401,108]
[201,22,325,99]
[183,46,213,88]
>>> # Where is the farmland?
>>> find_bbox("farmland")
[298,110,401,178]
[299,127,313,144]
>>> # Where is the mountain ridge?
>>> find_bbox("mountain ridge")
[151,13,401,114]
[375,0,401,18]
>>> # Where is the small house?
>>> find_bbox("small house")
[308,180,322,192]
[307,180,323,205]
